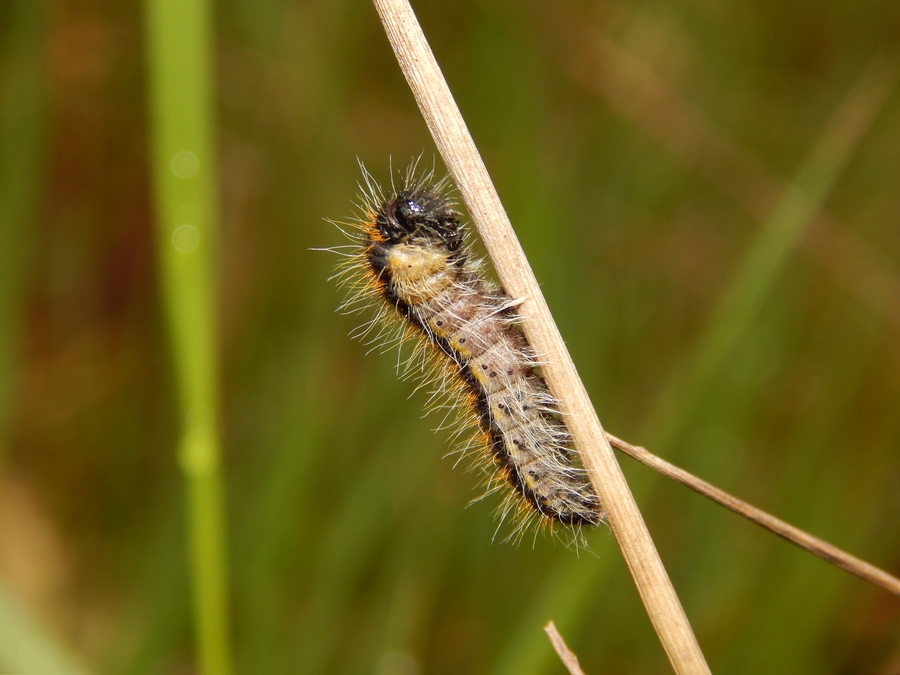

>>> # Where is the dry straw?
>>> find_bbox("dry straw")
[369,0,900,672]
[544,621,587,675]
[370,0,709,672]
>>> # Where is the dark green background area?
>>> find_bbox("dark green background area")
[1,0,899,673]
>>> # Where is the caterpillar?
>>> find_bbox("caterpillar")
[331,161,603,543]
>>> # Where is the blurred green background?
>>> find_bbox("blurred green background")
[1,0,899,673]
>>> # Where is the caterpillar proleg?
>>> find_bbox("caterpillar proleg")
[331,161,604,543]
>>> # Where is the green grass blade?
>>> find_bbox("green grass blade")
[144,0,233,672]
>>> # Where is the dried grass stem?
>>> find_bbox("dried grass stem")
[371,0,710,672]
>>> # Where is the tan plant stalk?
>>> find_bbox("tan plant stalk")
[544,622,587,675]
[367,0,900,669]
[606,434,900,596]
[370,0,710,672]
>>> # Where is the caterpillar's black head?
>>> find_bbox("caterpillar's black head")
[374,188,463,253]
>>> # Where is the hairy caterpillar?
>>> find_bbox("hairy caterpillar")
[331,162,603,543]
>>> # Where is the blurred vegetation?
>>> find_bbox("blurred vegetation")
[145,0,232,671]
[1,0,899,673]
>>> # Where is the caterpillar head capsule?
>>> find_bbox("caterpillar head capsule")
[373,188,463,252]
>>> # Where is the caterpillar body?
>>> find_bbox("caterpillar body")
[333,164,603,542]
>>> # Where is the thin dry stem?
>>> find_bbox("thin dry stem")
[544,622,587,675]
[370,1,709,672]
[606,433,900,596]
